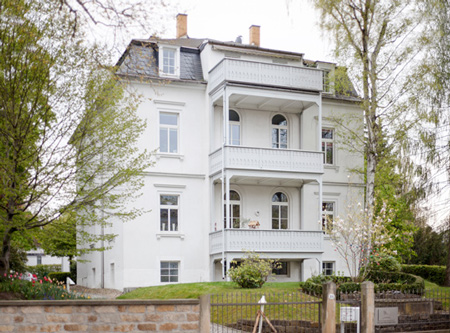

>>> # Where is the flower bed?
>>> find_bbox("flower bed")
[0,272,86,300]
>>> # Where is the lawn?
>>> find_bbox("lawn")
[117,281,302,299]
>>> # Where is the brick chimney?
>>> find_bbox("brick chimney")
[249,25,260,46]
[176,14,188,38]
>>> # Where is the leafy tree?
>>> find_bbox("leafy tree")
[0,0,151,276]
[312,0,424,264]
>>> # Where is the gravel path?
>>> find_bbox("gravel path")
[70,285,123,299]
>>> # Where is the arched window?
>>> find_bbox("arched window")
[272,192,288,229]
[229,110,240,145]
[224,190,241,228]
[272,115,287,149]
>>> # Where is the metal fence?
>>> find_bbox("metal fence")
[375,288,450,332]
[210,292,321,332]
[337,290,361,333]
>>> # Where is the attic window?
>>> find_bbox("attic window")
[159,46,180,77]
[323,70,332,93]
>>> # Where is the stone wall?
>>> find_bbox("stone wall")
[0,298,209,332]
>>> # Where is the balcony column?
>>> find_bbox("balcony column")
[317,93,322,152]
[318,176,323,231]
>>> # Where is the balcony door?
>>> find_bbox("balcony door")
[272,192,288,229]
[224,190,241,229]
[229,110,240,146]
[272,114,288,149]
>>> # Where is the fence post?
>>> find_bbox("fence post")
[199,294,211,333]
[361,281,375,333]
[322,281,336,333]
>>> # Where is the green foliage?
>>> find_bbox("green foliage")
[403,225,448,266]
[0,0,152,275]
[9,246,28,274]
[48,272,73,283]
[26,265,60,280]
[402,264,445,286]
[227,252,279,289]
[369,253,401,272]
[299,271,424,295]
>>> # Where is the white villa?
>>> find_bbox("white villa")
[77,14,364,291]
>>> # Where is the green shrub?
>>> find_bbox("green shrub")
[227,252,278,289]
[48,272,72,283]
[26,264,61,279]
[369,254,401,272]
[401,264,445,286]
[299,271,424,295]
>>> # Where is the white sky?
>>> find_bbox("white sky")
[131,0,335,63]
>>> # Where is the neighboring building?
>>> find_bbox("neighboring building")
[78,14,364,291]
[27,248,70,272]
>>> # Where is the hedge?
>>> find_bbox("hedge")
[401,264,445,286]
[26,264,61,279]
[299,271,424,295]
[48,272,73,283]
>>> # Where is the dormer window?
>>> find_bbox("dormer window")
[159,46,180,77]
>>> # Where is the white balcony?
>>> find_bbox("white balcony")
[208,58,323,93]
[210,229,323,255]
[209,146,324,176]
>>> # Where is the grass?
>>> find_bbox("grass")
[118,282,321,325]
[117,281,302,299]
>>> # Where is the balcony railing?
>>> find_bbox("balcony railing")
[208,58,323,92]
[209,146,324,176]
[210,229,323,255]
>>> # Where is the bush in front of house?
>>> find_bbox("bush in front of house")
[48,272,73,283]
[299,271,424,295]
[26,264,61,280]
[368,253,402,272]
[227,252,279,289]
[402,264,445,286]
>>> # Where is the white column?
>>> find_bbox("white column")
[318,176,323,231]
[317,93,322,152]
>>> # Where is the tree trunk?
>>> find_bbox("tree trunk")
[445,225,450,286]
[0,230,13,277]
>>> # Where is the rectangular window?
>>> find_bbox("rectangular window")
[160,261,179,282]
[322,129,334,165]
[161,48,176,75]
[272,261,289,275]
[323,262,334,276]
[159,112,178,153]
[160,195,179,231]
[322,201,335,231]
[323,70,332,93]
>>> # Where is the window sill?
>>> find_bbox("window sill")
[156,153,184,160]
[156,233,185,240]
[324,165,339,172]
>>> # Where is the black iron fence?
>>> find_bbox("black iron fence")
[210,292,321,332]
[375,288,450,332]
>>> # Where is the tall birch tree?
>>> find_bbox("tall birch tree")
[312,0,421,234]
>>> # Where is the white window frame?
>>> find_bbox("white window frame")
[160,194,179,232]
[160,261,179,283]
[322,70,332,94]
[322,261,335,276]
[322,201,335,231]
[271,192,289,230]
[223,190,241,229]
[158,45,180,77]
[272,261,290,276]
[322,128,334,165]
[159,111,179,154]
[228,109,241,146]
[272,114,288,149]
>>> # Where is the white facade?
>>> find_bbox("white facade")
[78,18,364,291]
